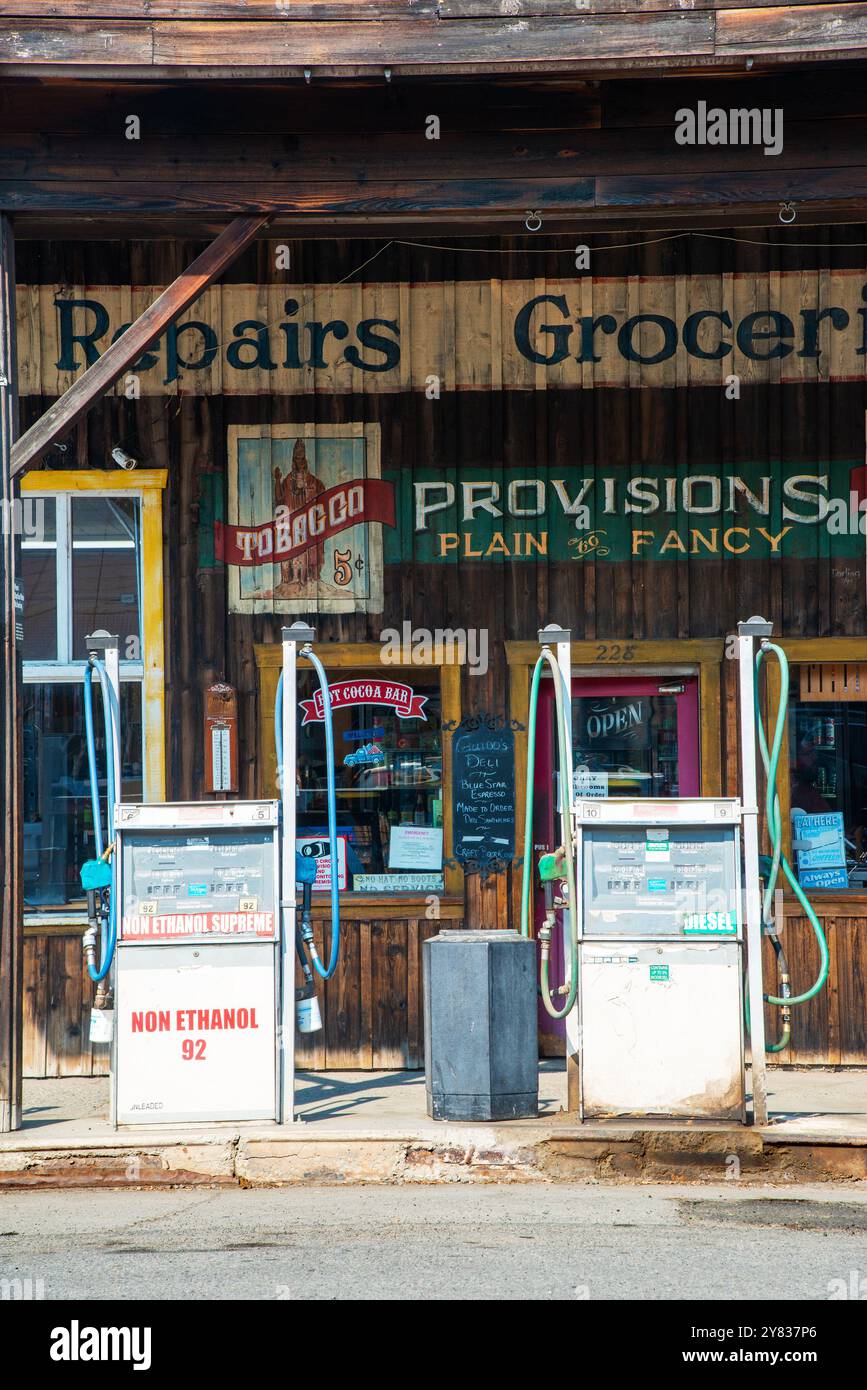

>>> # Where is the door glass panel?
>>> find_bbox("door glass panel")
[572,692,681,797]
[71,497,140,659]
[23,681,143,907]
[21,497,57,660]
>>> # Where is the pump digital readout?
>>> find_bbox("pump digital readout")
[120,829,277,941]
[582,825,740,937]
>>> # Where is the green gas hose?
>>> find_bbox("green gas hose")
[752,642,830,1021]
[520,648,579,1019]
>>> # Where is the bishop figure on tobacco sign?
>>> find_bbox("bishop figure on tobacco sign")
[273,438,326,597]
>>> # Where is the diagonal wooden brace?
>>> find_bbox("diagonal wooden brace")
[11,212,270,478]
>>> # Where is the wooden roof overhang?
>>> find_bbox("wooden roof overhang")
[2,58,867,240]
[1,4,867,235]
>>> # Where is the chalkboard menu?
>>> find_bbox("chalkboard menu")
[450,716,516,872]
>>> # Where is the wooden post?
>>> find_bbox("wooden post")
[0,214,23,1132]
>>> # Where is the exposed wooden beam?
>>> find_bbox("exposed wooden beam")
[3,165,867,220]
[0,7,864,78]
[10,212,269,477]
[0,212,22,1132]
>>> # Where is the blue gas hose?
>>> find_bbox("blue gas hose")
[83,658,118,982]
[275,651,341,979]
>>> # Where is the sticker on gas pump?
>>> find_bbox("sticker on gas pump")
[645,831,670,864]
[122,910,275,940]
[682,910,737,934]
[649,965,670,981]
[239,897,258,912]
[646,877,669,892]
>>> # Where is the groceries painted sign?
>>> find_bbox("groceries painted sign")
[14,271,867,395]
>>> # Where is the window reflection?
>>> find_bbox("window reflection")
[21,497,57,661]
[789,685,867,890]
[290,673,443,892]
[71,497,140,658]
[572,694,680,798]
[23,683,143,907]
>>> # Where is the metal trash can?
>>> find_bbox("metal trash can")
[423,929,538,1121]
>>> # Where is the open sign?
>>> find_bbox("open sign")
[579,698,651,750]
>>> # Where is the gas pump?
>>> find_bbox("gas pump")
[520,616,830,1125]
[79,623,342,1127]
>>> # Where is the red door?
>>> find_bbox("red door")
[533,675,701,1045]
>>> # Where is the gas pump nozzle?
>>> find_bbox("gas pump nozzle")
[80,858,112,968]
[536,848,572,996]
[295,851,324,1033]
[79,858,115,1019]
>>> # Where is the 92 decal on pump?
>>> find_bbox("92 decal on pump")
[682,910,737,934]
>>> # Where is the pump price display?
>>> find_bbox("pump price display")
[120,829,277,941]
[582,824,740,937]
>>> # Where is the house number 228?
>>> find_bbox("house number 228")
[594,643,636,662]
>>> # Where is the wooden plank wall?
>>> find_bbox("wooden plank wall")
[4,71,867,235]
[18,226,867,1072]
[23,933,110,1077]
[295,918,444,1071]
[763,910,867,1065]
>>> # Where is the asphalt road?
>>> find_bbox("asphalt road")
[2,1183,866,1301]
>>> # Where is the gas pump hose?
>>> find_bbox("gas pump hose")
[749,641,830,1049]
[519,648,579,1019]
[82,658,119,984]
[275,646,341,980]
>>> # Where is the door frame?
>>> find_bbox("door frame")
[537,674,701,837]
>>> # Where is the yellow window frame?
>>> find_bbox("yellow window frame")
[20,469,167,801]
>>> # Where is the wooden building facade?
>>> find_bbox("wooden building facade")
[3,4,867,1101]
[16,224,867,1073]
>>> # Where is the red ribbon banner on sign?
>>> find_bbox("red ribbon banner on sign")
[300,679,428,726]
[214,478,396,566]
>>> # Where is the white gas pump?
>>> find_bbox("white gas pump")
[85,623,341,1128]
[113,799,283,1125]
[567,796,747,1121]
[521,615,829,1125]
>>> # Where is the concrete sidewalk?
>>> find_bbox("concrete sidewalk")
[2,1065,867,1187]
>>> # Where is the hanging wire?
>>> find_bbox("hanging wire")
[83,225,867,371]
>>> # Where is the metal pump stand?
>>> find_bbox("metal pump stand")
[83,630,121,1081]
[737,616,771,1126]
[279,622,316,1123]
[85,629,121,804]
[537,623,580,1111]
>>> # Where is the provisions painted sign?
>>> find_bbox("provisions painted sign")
[392,461,867,563]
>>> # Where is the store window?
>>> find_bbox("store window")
[788,664,867,891]
[21,490,146,909]
[789,667,867,895]
[295,670,444,893]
